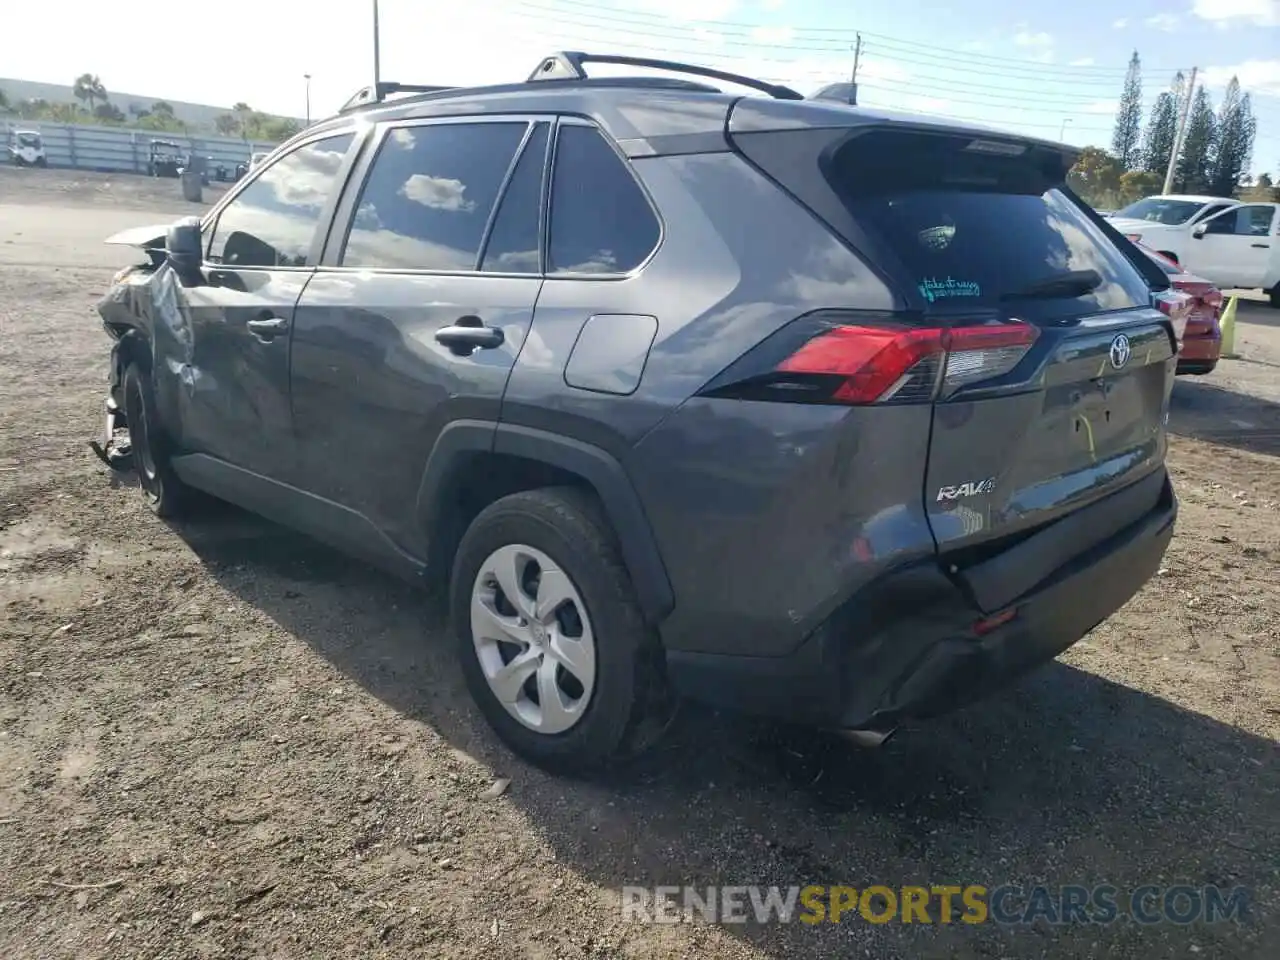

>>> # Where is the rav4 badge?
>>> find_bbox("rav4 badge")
[937,478,997,502]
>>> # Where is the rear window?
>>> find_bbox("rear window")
[1114,197,1205,225]
[831,133,1152,320]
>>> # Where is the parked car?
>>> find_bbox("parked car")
[7,129,47,167]
[1110,194,1280,307]
[92,52,1186,774]
[1134,241,1222,375]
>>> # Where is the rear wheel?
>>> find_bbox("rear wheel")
[121,361,192,518]
[1269,286,1279,309]
[451,487,671,774]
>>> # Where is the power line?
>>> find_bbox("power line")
[516,0,1161,75]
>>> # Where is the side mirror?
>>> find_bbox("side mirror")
[166,216,204,284]
[1192,222,1208,239]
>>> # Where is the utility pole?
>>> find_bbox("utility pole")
[848,33,862,105]
[372,0,382,89]
[304,73,312,126]
[1163,66,1197,195]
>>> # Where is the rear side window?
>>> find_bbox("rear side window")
[831,133,1152,320]
[341,122,527,271]
[548,125,659,275]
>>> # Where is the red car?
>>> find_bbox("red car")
[1135,241,1222,375]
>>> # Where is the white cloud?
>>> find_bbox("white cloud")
[750,25,795,44]
[1201,59,1280,96]
[1012,24,1055,63]
[400,174,474,212]
[1145,12,1182,30]
[1191,0,1280,27]
[1069,57,1096,66]
[1112,17,1129,27]
[1082,98,1120,114]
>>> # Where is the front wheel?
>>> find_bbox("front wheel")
[451,487,671,775]
[121,361,193,518]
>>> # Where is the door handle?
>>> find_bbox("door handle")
[1250,243,1270,249]
[435,315,504,355]
[246,316,289,340]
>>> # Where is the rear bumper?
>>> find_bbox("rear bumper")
[666,470,1176,730]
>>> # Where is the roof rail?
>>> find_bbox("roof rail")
[527,51,805,101]
[339,81,456,114]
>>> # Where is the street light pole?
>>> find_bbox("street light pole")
[304,73,312,126]
[372,0,382,89]
[1059,118,1072,141]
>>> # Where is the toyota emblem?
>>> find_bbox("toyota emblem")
[1109,334,1132,370]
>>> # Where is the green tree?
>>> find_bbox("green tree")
[1118,169,1163,205]
[1068,146,1124,208]
[94,102,125,123]
[214,113,239,136]
[0,89,10,114]
[1141,77,1180,176]
[1111,51,1143,170]
[150,100,175,118]
[1210,77,1256,197]
[72,73,107,113]
[1174,85,1216,193]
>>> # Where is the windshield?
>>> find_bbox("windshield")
[1113,197,1206,225]
[831,134,1152,323]
[17,133,40,147]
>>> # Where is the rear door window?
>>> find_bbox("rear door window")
[831,133,1153,321]
[548,124,660,275]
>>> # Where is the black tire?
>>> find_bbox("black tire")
[121,361,192,518]
[450,487,671,775]
[1269,287,1279,309]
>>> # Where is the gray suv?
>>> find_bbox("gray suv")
[95,53,1184,774]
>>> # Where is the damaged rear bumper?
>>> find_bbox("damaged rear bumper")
[665,469,1176,733]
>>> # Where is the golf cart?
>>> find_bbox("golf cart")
[147,139,185,178]
[8,129,47,167]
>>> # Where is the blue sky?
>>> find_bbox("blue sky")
[8,0,1280,174]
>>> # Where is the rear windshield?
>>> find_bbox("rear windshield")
[832,133,1152,320]
[1113,197,1205,225]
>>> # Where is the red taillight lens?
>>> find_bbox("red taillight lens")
[1154,289,1194,342]
[776,322,1037,405]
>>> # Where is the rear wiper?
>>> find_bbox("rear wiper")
[1001,269,1103,302]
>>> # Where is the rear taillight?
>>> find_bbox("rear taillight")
[700,312,1038,406]
[1154,289,1194,343]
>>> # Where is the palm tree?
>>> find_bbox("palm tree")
[72,73,107,114]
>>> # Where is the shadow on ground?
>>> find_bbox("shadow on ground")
[169,504,1278,958]
[1169,376,1280,457]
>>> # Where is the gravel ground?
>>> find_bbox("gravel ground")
[1,165,1278,959]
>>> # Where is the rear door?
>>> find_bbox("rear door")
[1189,203,1278,288]
[729,118,1176,558]
[289,116,547,553]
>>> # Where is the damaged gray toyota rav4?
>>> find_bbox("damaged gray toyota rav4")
[94,53,1189,774]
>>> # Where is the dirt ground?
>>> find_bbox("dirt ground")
[1,165,1278,959]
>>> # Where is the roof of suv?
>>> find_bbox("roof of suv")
[299,51,1077,161]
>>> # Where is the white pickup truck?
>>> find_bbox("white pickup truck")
[1107,194,1280,307]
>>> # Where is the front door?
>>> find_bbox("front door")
[167,130,357,482]
[290,117,548,555]
[1190,204,1278,288]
